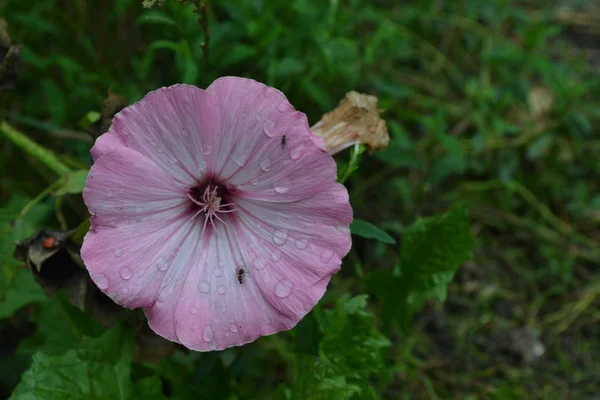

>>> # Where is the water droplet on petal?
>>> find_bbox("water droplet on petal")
[254,258,266,270]
[107,191,113,198]
[115,200,125,211]
[320,250,334,263]
[189,307,198,314]
[210,341,217,350]
[274,185,290,194]
[119,267,132,280]
[168,155,178,164]
[264,87,275,98]
[290,144,305,160]
[198,280,211,294]
[230,324,238,333]
[218,260,226,268]
[181,128,188,136]
[96,274,109,290]
[232,154,246,166]
[263,121,277,137]
[275,280,293,298]
[251,177,259,186]
[202,144,213,155]
[260,159,272,172]
[156,257,168,271]
[273,230,288,245]
[270,249,281,262]
[217,285,226,295]
[295,238,309,250]
[154,297,164,308]
[225,332,230,337]
[278,103,292,112]
[203,326,214,342]
[113,248,122,257]
[213,268,223,277]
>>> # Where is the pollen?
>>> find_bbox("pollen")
[188,184,236,236]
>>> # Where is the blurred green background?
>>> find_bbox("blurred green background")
[1,0,600,399]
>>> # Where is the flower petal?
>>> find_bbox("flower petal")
[83,147,187,228]
[103,84,221,185]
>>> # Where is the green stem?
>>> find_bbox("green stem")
[19,179,65,219]
[0,120,71,176]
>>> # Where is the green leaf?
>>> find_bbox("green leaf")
[0,268,46,320]
[71,218,90,246]
[366,204,473,330]
[137,11,178,28]
[54,170,89,196]
[350,219,396,244]
[11,325,160,400]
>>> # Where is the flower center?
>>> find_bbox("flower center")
[188,181,236,235]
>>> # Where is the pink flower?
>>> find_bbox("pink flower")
[81,77,352,351]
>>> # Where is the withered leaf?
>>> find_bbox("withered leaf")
[88,89,128,140]
[311,91,389,155]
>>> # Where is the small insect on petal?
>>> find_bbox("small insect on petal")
[280,135,287,150]
[237,268,245,284]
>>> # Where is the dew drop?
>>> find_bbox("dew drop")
[270,249,281,262]
[264,87,275,98]
[156,257,168,271]
[320,250,334,263]
[115,200,125,211]
[210,342,217,350]
[273,230,288,245]
[154,297,164,308]
[203,326,214,342]
[225,332,231,337]
[275,280,293,298]
[198,280,211,294]
[181,128,188,136]
[107,190,113,198]
[260,158,272,172]
[218,259,227,268]
[230,324,238,333]
[217,285,226,295]
[201,144,213,155]
[251,177,260,186]
[113,248,122,257]
[263,120,277,137]
[189,307,198,315]
[232,154,246,166]
[290,144,305,160]
[274,185,290,194]
[119,267,132,280]
[254,258,267,270]
[213,268,223,277]
[168,155,178,164]
[278,103,292,112]
[96,274,109,290]
[295,238,309,250]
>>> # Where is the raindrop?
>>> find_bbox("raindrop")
[290,144,305,160]
[213,268,223,277]
[225,332,231,337]
[264,87,275,98]
[260,159,272,172]
[210,342,217,350]
[107,191,113,198]
[270,249,281,262]
[168,155,178,164]
[232,154,246,166]
[263,121,277,137]
[274,185,290,194]
[189,307,198,315]
[251,177,260,186]
[230,324,238,333]
[201,144,213,155]
[295,238,309,250]
[278,103,292,112]
[254,258,266,270]
[154,297,164,308]
[119,267,132,280]
[113,248,122,257]
[115,200,125,211]
[198,280,211,294]
[96,274,109,290]
[217,285,226,295]
[273,230,288,245]
[275,280,293,298]
[156,257,168,271]
[320,250,334,263]
[218,259,227,268]
[203,326,214,342]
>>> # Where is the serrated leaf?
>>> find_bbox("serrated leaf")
[10,325,153,400]
[54,170,89,196]
[0,268,46,319]
[350,219,396,244]
[366,204,473,330]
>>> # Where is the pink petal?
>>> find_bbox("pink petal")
[206,77,335,199]
[101,84,221,185]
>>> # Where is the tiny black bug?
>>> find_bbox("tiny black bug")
[237,268,246,284]
[280,135,287,150]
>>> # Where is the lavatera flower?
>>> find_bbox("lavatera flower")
[82,77,352,351]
